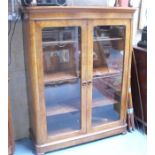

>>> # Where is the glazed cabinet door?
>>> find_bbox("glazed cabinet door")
[35,20,87,141]
[87,20,131,131]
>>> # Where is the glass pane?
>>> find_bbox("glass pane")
[92,26,125,127]
[42,27,81,136]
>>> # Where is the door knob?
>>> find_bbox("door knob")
[82,81,87,86]
[87,80,92,85]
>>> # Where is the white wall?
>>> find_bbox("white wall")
[67,0,108,6]
[132,0,142,44]
[9,21,30,140]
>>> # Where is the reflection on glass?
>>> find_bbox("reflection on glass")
[92,26,125,126]
[42,27,81,135]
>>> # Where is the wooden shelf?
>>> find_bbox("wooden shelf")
[102,78,122,92]
[94,37,123,42]
[42,37,122,47]
[44,72,78,84]
[93,67,121,78]
[92,98,117,108]
[46,97,117,117]
[46,99,79,117]
[45,68,120,117]
[42,40,77,46]
[43,49,122,87]
[94,77,121,100]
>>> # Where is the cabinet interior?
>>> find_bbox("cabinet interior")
[41,26,125,135]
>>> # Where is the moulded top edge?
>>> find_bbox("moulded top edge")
[23,6,136,14]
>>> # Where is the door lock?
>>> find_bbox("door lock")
[87,80,92,85]
[82,81,87,86]
[82,80,92,86]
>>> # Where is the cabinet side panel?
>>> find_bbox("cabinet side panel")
[23,20,47,144]
[23,20,36,142]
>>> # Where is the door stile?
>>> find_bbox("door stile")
[86,20,94,132]
[119,21,131,123]
[33,21,48,144]
[120,20,133,124]
[81,21,88,133]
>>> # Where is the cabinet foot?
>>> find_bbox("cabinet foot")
[122,131,127,135]
[128,127,133,132]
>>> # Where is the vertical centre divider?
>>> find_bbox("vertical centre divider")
[81,21,89,133]
[86,20,94,132]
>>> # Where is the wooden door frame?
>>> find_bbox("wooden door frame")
[86,19,131,133]
[34,20,88,143]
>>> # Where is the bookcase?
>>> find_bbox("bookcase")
[23,6,135,154]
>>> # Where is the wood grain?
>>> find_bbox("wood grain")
[23,7,135,154]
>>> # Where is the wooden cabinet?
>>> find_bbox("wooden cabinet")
[23,7,135,154]
[131,46,147,132]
